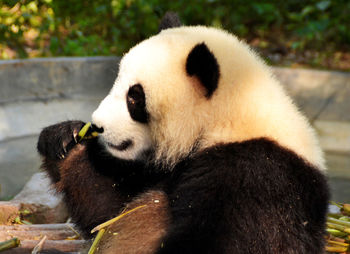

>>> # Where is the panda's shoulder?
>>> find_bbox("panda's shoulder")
[176,138,324,186]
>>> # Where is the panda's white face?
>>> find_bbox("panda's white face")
[91,31,213,163]
[92,78,152,160]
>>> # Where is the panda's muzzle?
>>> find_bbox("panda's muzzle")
[91,124,104,134]
[107,139,133,151]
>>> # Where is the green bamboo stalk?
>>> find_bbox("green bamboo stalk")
[88,228,106,254]
[339,216,350,222]
[327,222,350,234]
[327,240,349,247]
[327,228,348,237]
[91,205,146,234]
[0,238,20,252]
[326,245,348,253]
[328,217,350,228]
[328,213,342,219]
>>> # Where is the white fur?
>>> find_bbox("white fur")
[92,83,152,160]
[92,26,325,170]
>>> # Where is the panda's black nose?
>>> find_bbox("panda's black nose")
[91,124,104,133]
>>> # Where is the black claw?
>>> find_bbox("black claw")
[57,152,63,160]
[73,132,78,143]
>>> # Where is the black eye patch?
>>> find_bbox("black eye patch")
[127,84,149,123]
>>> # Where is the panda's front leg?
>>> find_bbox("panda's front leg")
[37,120,126,236]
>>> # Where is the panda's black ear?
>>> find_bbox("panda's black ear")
[186,43,220,98]
[159,12,182,32]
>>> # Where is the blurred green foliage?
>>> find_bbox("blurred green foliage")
[0,0,349,59]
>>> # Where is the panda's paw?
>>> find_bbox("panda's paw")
[37,120,85,160]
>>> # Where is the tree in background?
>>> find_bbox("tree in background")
[0,0,349,70]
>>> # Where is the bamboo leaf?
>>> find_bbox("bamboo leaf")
[91,205,147,234]
[88,228,105,254]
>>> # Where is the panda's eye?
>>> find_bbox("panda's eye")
[126,84,149,123]
[127,96,136,105]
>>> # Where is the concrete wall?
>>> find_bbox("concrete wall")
[0,57,119,141]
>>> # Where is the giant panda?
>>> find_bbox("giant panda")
[37,13,329,254]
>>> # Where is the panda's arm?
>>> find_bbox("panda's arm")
[158,139,329,254]
[37,121,158,237]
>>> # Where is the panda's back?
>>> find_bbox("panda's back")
[164,137,328,254]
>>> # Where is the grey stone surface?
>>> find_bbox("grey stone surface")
[0,97,105,199]
[319,81,350,121]
[314,121,350,153]
[0,57,119,103]
[0,97,104,142]
[13,172,63,208]
[273,67,350,122]
[326,152,350,179]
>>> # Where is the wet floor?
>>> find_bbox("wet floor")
[0,137,349,202]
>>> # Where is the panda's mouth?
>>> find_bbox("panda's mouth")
[106,139,133,151]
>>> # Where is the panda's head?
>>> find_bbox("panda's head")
[92,29,219,165]
[92,17,325,169]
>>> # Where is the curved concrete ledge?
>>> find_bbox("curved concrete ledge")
[0,56,119,103]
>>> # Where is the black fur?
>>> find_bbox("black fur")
[127,84,149,123]
[37,121,329,253]
[159,12,182,32]
[160,139,329,254]
[186,43,220,98]
[109,139,133,151]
